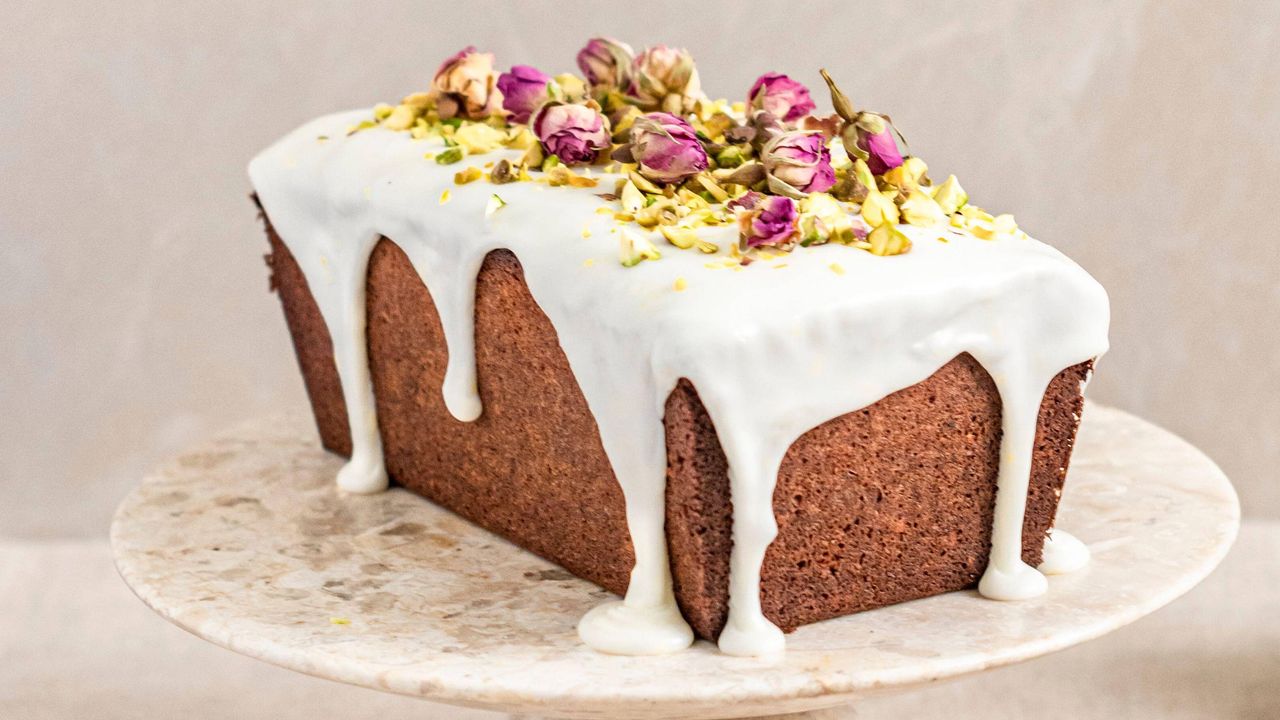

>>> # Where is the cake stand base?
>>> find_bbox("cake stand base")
[112,404,1238,719]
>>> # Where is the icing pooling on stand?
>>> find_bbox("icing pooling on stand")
[250,110,1111,657]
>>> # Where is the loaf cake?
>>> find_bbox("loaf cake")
[250,39,1110,657]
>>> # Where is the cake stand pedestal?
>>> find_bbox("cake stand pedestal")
[111,404,1238,720]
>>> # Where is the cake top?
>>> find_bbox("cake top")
[339,41,1025,268]
[249,38,1110,659]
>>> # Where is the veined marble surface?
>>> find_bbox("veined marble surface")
[111,404,1238,720]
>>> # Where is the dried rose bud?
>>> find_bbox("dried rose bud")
[628,45,703,113]
[851,113,905,175]
[577,37,635,89]
[531,102,611,166]
[496,65,552,123]
[431,46,503,120]
[761,131,836,197]
[737,194,800,249]
[747,72,816,123]
[820,69,906,176]
[628,112,709,184]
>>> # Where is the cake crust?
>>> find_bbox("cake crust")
[264,220,1089,640]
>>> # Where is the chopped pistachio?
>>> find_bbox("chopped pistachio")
[410,122,433,140]
[545,165,599,188]
[673,277,688,292]
[968,217,997,240]
[800,192,860,246]
[485,194,507,217]
[541,154,562,172]
[628,169,663,194]
[439,189,451,205]
[454,166,483,185]
[454,122,507,154]
[372,103,394,120]
[900,190,946,227]
[660,225,698,249]
[619,229,661,267]
[330,617,352,625]
[583,258,595,267]
[676,187,710,210]
[931,175,969,215]
[552,73,588,101]
[504,126,537,150]
[829,262,846,275]
[435,146,464,165]
[620,180,645,214]
[383,103,421,131]
[489,159,517,184]
[610,106,642,142]
[401,92,432,110]
[860,189,900,227]
[868,223,912,256]
[961,204,994,223]
[695,240,719,254]
[715,145,747,168]
[634,199,676,228]
[695,174,730,203]
[521,142,544,168]
[883,156,930,191]
[993,213,1018,235]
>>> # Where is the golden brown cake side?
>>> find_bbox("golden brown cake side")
[264,220,1088,640]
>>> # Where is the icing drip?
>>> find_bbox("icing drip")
[1039,529,1091,575]
[250,110,1110,656]
[975,364,1054,600]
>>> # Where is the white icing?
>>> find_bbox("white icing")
[1039,529,1092,575]
[249,110,1110,657]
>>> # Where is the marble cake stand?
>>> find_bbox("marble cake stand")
[111,404,1238,720]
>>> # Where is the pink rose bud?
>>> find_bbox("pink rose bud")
[627,45,703,112]
[819,69,906,176]
[629,112,709,184]
[432,46,503,120]
[737,194,800,249]
[761,131,836,196]
[531,102,611,165]
[747,72,816,123]
[577,37,635,89]
[496,65,552,123]
[856,115,904,175]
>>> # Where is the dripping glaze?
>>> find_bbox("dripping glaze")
[249,109,1110,657]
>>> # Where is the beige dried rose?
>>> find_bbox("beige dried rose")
[432,46,503,120]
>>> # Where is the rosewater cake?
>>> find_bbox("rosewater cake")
[250,39,1109,657]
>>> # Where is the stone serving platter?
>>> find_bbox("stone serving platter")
[111,404,1239,719]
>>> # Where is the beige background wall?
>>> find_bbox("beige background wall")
[2,0,1277,540]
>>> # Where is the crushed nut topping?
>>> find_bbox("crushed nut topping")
[351,40,1025,268]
